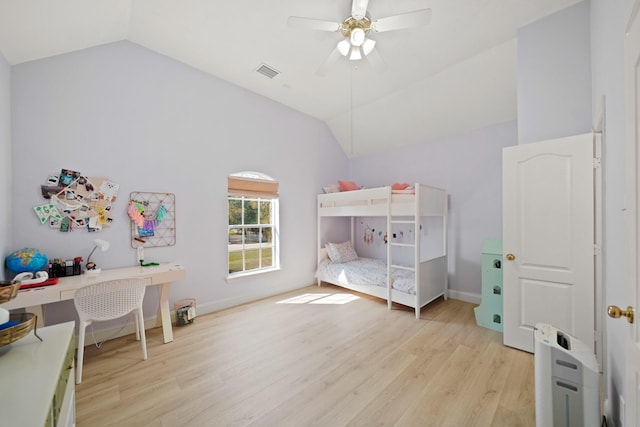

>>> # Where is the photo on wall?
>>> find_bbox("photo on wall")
[59,169,81,187]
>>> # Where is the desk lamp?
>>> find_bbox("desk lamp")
[85,238,110,274]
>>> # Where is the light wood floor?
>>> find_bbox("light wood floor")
[75,285,535,427]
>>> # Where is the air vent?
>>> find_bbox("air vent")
[256,63,280,79]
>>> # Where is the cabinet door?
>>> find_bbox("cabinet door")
[57,364,75,427]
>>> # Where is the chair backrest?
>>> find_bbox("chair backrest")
[74,278,147,321]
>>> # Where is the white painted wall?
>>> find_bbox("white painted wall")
[10,41,348,325]
[591,1,632,425]
[349,120,517,300]
[517,1,593,144]
[0,52,11,280]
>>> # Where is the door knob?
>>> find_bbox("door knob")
[506,253,515,261]
[607,305,635,324]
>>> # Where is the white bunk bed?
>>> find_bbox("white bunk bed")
[316,183,448,319]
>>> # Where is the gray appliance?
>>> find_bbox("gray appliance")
[534,323,600,427]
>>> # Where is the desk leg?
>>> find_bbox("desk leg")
[27,305,45,328]
[157,283,173,343]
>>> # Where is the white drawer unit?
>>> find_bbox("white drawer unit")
[0,321,75,426]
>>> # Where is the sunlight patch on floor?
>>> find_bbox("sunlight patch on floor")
[276,293,360,305]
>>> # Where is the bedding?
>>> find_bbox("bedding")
[326,241,358,263]
[338,180,359,191]
[322,184,340,194]
[322,182,420,196]
[391,183,410,190]
[316,257,416,295]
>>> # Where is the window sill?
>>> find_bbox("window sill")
[226,266,281,283]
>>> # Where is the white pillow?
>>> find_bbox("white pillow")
[323,184,340,194]
[326,241,358,263]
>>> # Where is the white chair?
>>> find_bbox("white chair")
[73,278,148,384]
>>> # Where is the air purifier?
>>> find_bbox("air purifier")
[534,323,600,427]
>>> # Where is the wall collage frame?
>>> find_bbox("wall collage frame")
[35,168,119,233]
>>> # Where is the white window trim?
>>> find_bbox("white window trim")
[227,185,279,279]
[225,266,281,283]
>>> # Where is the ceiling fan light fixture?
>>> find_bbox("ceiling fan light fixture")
[349,46,362,61]
[350,28,366,47]
[337,39,351,56]
[362,38,376,56]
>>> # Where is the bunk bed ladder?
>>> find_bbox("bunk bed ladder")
[388,185,421,318]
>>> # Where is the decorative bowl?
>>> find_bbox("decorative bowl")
[0,313,40,347]
[0,280,20,304]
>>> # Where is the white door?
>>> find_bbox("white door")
[503,134,595,353]
[622,2,640,425]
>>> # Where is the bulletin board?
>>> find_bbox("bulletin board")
[128,192,176,248]
[35,168,119,233]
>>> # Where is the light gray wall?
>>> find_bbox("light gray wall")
[518,1,632,423]
[349,120,517,300]
[0,52,11,280]
[10,41,348,324]
[591,0,632,425]
[517,1,593,144]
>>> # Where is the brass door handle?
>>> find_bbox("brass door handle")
[506,253,515,261]
[607,305,635,324]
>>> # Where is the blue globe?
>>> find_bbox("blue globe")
[5,248,48,273]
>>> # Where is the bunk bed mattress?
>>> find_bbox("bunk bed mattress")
[316,257,416,295]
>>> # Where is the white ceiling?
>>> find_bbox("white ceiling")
[0,0,583,157]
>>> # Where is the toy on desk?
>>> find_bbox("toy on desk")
[14,271,49,286]
[18,276,59,290]
[14,271,59,289]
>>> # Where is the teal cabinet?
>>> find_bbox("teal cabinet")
[474,238,503,332]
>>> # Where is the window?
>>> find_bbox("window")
[228,172,279,277]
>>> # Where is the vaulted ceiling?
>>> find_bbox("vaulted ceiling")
[0,0,583,157]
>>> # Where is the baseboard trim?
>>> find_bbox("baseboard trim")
[447,289,481,305]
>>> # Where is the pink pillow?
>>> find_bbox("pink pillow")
[338,180,359,191]
[392,183,410,190]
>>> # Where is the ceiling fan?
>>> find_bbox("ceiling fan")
[288,0,432,75]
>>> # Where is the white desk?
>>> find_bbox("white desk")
[3,263,186,344]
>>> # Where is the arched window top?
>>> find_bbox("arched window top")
[230,171,276,181]
[228,171,278,198]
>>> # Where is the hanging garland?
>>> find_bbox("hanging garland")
[127,202,167,237]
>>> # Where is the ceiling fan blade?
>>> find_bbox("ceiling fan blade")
[372,8,432,33]
[351,0,370,20]
[287,16,340,32]
[365,46,386,72]
[316,47,342,77]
